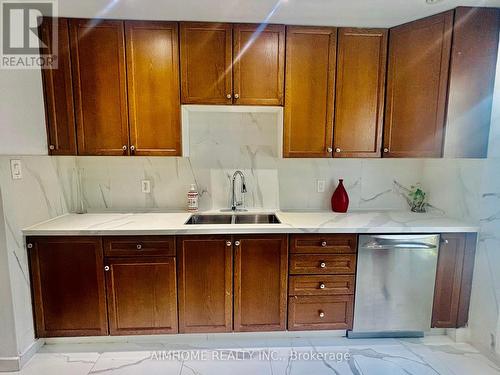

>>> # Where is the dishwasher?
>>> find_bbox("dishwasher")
[348,234,440,339]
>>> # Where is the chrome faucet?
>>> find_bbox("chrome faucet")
[230,170,247,211]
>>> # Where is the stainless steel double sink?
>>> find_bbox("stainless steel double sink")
[185,213,281,225]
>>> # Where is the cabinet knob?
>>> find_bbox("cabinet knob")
[319,311,325,318]
[442,239,449,244]
[226,241,232,247]
[321,241,327,247]
[136,244,142,250]
[27,243,33,249]
[234,241,240,246]
[319,283,326,289]
[226,94,232,99]
[320,262,326,269]
[49,145,55,151]
[130,145,135,152]
[234,94,239,99]
[104,266,110,271]
[122,145,128,151]
[383,148,389,153]
[327,147,333,153]
[335,148,341,153]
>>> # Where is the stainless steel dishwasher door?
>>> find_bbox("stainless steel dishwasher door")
[350,234,440,337]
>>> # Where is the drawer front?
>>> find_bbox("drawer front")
[289,254,356,275]
[288,295,354,330]
[290,234,357,254]
[104,236,175,257]
[289,275,355,296]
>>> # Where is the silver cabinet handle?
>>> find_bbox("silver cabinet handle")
[104,266,110,271]
[130,145,135,151]
[320,262,326,268]
[383,148,389,153]
[226,94,232,99]
[319,283,326,289]
[335,148,341,153]
[442,239,449,244]
[326,147,333,153]
[234,94,239,99]
[122,145,128,151]
[234,241,240,246]
[49,145,55,150]
[321,241,327,247]
[27,243,33,249]
[226,241,232,247]
[319,311,325,318]
[136,244,142,250]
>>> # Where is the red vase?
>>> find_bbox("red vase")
[331,179,349,213]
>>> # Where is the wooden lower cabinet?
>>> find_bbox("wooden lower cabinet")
[105,257,178,335]
[177,236,233,333]
[288,295,354,331]
[28,236,108,337]
[432,233,477,328]
[233,235,288,332]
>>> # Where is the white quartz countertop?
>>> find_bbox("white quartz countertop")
[23,210,479,236]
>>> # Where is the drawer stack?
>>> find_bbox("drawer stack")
[287,234,357,331]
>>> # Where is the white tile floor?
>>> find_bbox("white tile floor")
[4,335,500,375]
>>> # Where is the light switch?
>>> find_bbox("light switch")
[141,180,151,193]
[317,179,325,193]
[10,159,22,180]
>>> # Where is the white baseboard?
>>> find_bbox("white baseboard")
[0,339,44,372]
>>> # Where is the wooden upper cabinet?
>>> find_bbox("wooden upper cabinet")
[284,26,337,158]
[180,22,232,104]
[28,237,108,337]
[384,11,453,158]
[125,21,181,156]
[39,18,77,155]
[105,256,178,335]
[432,233,477,328]
[334,28,387,158]
[70,19,129,155]
[177,236,233,333]
[233,24,285,105]
[233,235,288,332]
[444,7,500,158]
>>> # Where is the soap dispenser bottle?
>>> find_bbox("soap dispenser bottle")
[187,184,199,212]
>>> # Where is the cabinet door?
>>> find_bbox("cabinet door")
[27,236,108,337]
[384,11,453,157]
[125,21,181,156]
[105,257,178,335]
[234,235,288,332]
[233,24,285,106]
[40,18,77,155]
[177,236,233,332]
[180,22,232,104]
[432,233,477,328]
[70,19,129,155]
[334,28,387,158]
[444,7,500,158]
[284,26,337,158]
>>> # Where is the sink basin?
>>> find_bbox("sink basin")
[185,213,281,225]
[234,214,281,224]
[185,214,233,225]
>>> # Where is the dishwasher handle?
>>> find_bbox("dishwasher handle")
[363,242,437,250]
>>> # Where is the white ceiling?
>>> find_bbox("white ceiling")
[56,0,500,27]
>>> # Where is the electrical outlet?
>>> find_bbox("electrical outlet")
[141,180,151,194]
[10,159,22,180]
[317,179,326,193]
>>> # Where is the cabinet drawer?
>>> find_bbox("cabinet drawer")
[289,275,355,296]
[290,234,357,254]
[289,254,356,275]
[104,236,175,257]
[288,295,353,330]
